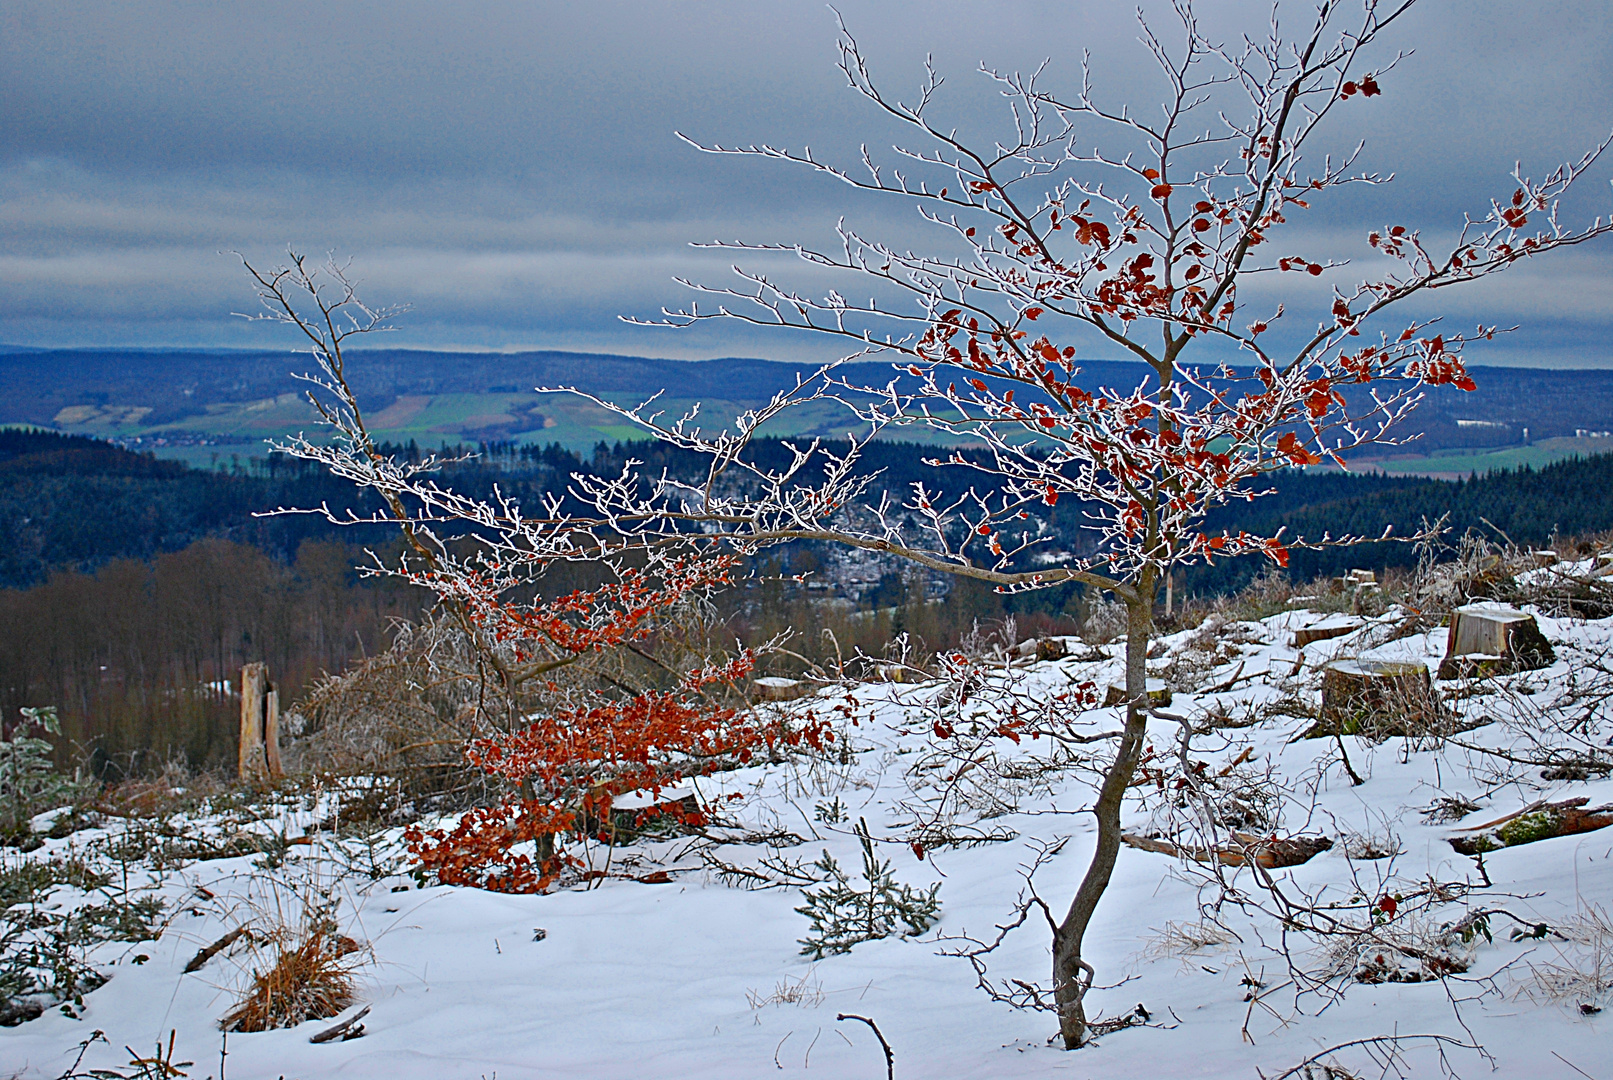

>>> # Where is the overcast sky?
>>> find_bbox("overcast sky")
[2,0,1610,366]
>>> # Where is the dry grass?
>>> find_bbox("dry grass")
[1519,903,1613,1009]
[746,969,824,1009]
[1145,919,1241,962]
[219,926,364,1032]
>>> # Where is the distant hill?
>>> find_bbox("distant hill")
[5,424,1613,595]
[4,347,1612,465]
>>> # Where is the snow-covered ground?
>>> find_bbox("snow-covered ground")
[4,603,1611,1079]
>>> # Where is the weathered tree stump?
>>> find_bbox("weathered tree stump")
[238,663,284,785]
[1436,602,1555,679]
[1309,659,1440,739]
[753,676,812,702]
[1011,637,1070,662]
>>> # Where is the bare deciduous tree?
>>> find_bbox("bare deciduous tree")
[550,0,1612,1047]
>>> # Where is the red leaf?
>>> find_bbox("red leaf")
[1024,307,1043,320]
[1151,183,1173,200]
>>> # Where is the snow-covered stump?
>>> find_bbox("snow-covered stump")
[1436,602,1555,679]
[1309,660,1442,739]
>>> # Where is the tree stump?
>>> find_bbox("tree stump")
[1011,637,1069,661]
[1437,603,1555,679]
[1311,660,1440,739]
[238,663,283,785]
[239,663,267,785]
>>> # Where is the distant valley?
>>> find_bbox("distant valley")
[3,345,1612,475]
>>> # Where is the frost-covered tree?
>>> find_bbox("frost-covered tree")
[555,0,1613,1047]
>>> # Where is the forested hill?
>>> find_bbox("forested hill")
[3,426,1613,593]
[1195,453,1613,593]
[0,429,387,588]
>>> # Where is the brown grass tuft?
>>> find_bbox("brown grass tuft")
[220,929,363,1032]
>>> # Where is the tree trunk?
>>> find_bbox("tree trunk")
[1052,578,1152,1048]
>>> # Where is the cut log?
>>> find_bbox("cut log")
[1309,659,1441,739]
[752,677,812,702]
[1011,637,1070,661]
[1448,797,1613,855]
[1103,680,1172,709]
[1292,618,1362,648]
[1436,603,1555,679]
[1121,831,1333,869]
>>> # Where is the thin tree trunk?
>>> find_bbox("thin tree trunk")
[1052,574,1153,1048]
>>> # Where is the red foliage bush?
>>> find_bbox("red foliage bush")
[404,553,831,892]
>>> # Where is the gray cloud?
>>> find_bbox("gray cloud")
[2,0,1610,364]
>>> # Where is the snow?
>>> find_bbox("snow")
[3,605,1611,1079]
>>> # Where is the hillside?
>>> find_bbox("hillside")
[2,584,1609,1078]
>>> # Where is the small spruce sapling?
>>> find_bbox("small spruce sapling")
[797,818,940,958]
[1,707,88,841]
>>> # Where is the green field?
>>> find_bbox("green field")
[49,379,1608,477]
[44,383,986,467]
[1355,436,1613,477]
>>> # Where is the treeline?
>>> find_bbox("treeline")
[1186,453,1613,597]
[14,426,1613,596]
[0,538,425,774]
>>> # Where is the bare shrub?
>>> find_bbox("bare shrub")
[1145,919,1240,964]
[1340,828,1404,861]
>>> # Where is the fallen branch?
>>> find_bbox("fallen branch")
[183,926,251,974]
[309,1004,371,1044]
[1258,1033,1485,1079]
[1449,796,1613,855]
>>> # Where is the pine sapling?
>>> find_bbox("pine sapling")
[797,818,940,958]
